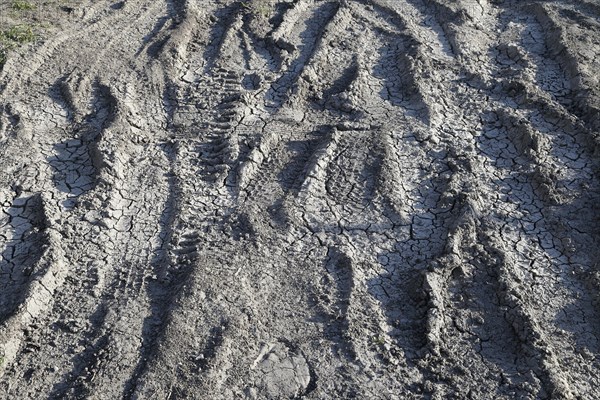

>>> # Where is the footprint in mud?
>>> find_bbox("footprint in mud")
[0,193,49,323]
[48,139,97,208]
[250,342,312,399]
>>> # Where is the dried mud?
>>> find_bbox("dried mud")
[0,0,599,398]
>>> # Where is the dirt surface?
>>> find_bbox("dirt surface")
[0,0,599,398]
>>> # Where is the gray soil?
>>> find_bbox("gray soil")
[0,0,599,398]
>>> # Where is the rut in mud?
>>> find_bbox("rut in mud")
[0,0,599,398]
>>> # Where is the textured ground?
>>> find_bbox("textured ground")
[0,0,599,398]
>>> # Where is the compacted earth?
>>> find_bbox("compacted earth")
[0,0,599,398]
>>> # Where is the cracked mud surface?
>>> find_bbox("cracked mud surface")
[0,0,599,398]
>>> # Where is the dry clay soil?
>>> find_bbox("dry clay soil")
[1,0,600,398]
